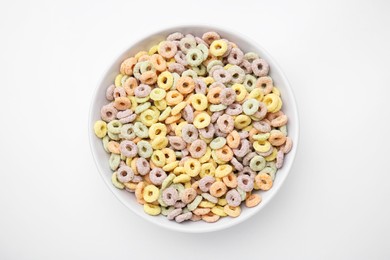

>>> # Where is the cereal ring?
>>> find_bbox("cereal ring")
[133,122,149,138]
[143,203,161,216]
[252,58,269,77]
[186,48,204,67]
[148,123,167,140]
[280,137,293,154]
[202,212,220,223]
[215,164,233,178]
[105,84,115,101]
[227,48,244,65]
[224,205,241,217]
[187,195,203,211]
[216,114,234,134]
[271,114,288,127]
[176,76,195,94]
[202,31,220,45]
[168,62,185,74]
[181,188,197,204]
[256,76,273,95]
[184,158,201,177]
[168,136,186,150]
[191,93,208,111]
[199,123,215,139]
[148,167,167,185]
[182,104,194,123]
[227,65,245,84]
[202,193,218,204]
[167,32,184,41]
[220,88,236,106]
[120,57,137,76]
[107,141,120,154]
[189,139,207,158]
[181,124,198,143]
[249,155,266,171]
[255,172,273,191]
[150,54,166,72]
[243,152,256,166]
[242,99,260,116]
[134,84,151,98]
[237,175,254,192]
[209,181,227,198]
[100,104,118,122]
[139,71,157,85]
[233,139,250,157]
[167,208,182,220]
[269,130,286,146]
[213,123,228,138]
[253,120,271,133]
[275,150,285,169]
[231,157,244,172]
[120,140,138,158]
[136,157,150,175]
[94,120,107,138]
[222,173,237,188]
[113,87,126,99]
[225,189,241,207]
[234,115,252,129]
[243,74,257,92]
[226,103,243,116]
[175,212,192,223]
[245,194,262,208]
[158,41,178,59]
[215,145,233,162]
[209,40,228,56]
[116,165,134,183]
[226,130,240,149]
[166,90,184,106]
[137,140,153,158]
[199,176,215,192]
[213,69,232,84]
[193,112,211,129]
[179,37,196,54]
[210,137,227,150]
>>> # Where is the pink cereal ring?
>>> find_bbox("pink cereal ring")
[220,88,236,106]
[116,165,134,183]
[106,84,115,101]
[134,84,151,98]
[100,104,118,122]
[256,76,273,95]
[194,78,207,94]
[168,136,187,150]
[202,31,221,45]
[213,69,232,84]
[237,174,254,192]
[280,137,293,154]
[239,167,256,180]
[182,104,194,123]
[174,51,188,66]
[159,41,178,59]
[113,87,126,98]
[276,150,285,169]
[199,124,215,139]
[252,59,270,77]
[167,208,182,220]
[181,188,197,204]
[136,157,150,176]
[199,176,216,193]
[211,111,224,123]
[119,113,137,124]
[227,48,244,65]
[120,140,138,158]
[162,187,179,206]
[175,212,193,223]
[226,189,242,207]
[233,139,250,157]
[226,103,242,116]
[216,114,234,134]
[239,59,252,74]
[181,124,199,143]
[253,121,271,133]
[149,167,167,185]
[168,63,185,75]
[189,139,207,158]
[231,157,244,172]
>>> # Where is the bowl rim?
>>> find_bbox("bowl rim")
[88,24,300,233]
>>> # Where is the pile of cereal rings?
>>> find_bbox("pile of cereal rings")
[93,31,293,223]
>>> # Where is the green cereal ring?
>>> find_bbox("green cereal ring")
[191,64,207,76]
[249,155,266,171]
[158,192,168,207]
[186,48,204,67]
[236,187,247,201]
[161,173,175,190]
[111,172,124,189]
[197,43,209,60]
[120,124,136,140]
[150,88,166,101]
[107,120,122,134]
[187,195,202,211]
[120,75,129,87]
[210,137,227,150]
[209,104,227,112]
[171,72,180,90]
[175,151,183,158]
[134,96,150,104]
[252,133,270,141]
[243,74,257,92]
[133,62,142,79]
[107,131,120,141]
[140,61,155,74]
[109,153,121,171]
[137,140,152,158]
[244,52,259,62]
[182,69,198,79]
[158,107,171,121]
[207,60,223,72]
[102,136,110,152]
[171,183,185,197]
[227,65,245,84]
[243,99,260,116]
[259,167,276,181]
[135,102,151,114]
[279,125,288,136]
[161,206,175,216]
[133,122,149,138]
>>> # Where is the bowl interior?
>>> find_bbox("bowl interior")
[89,25,299,233]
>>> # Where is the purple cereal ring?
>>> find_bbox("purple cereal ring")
[167,208,182,220]
[162,187,179,206]
[116,165,134,183]
[168,63,185,75]
[253,121,271,133]
[168,136,186,150]
[106,84,115,101]
[136,157,150,176]
[132,175,143,183]
[167,32,184,41]
[276,150,285,169]
[226,189,241,207]
[257,146,274,157]
[189,139,207,158]
[134,84,151,98]
[217,114,234,134]
[220,88,236,106]
[213,69,232,84]
[252,102,267,120]
[113,87,126,98]
[243,152,256,166]
[182,104,194,123]
[195,36,209,47]
[120,140,138,158]
[174,51,188,66]
[149,167,167,185]
[209,81,226,89]
[226,103,242,116]
[194,78,207,94]
[239,59,252,74]
[100,104,118,122]
[233,139,250,157]
[181,124,199,143]
[117,109,133,119]
[174,201,186,208]
[239,167,256,180]
[238,131,249,139]
[227,48,244,65]
[209,65,224,78]
[231,157,244,172]
[214,123,228,138]
[221,39,233,58]
[252,59,270,77]
[175,212,193,223]
[211,111,224,123]
[199,176,215,192]
[199,124,215,139]
[237,174,254,192]
[119,113,137,124]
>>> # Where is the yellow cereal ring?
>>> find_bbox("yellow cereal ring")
[143,203,161,216]
[253,140,271,153]
[174,121,188,137]
[123,182,137,191]
[234,115,252,129]
[184,158,201,177]
[211,206,228,217]
[135,51,148,60]
[111,172,124,189]
[193,112,211,129]
[125,157,132,167]
[203,76,214,86]
[274,97,283,112]
[215,164,233,178]
[151,150,166,167]
[157,71,174,90]
[149,88,166,101]
[161,148,176,163]
[173,174,191,183]
[158,107,171,121]
[163,161,179,172]
[231,84,247,102]
[199,201,216,208]
[148,123,167,139]
[248,88,264,102]
[139,109,158,127]
[263,93,280,113]
[209,40,228,57]
[199,147,212,163]
[94,120,107,138]
[217,198,228,206]
[151,136,168,150]
[199,162,216,178]
[114,74,124,87]
[154,99,167,111]
[128,96,137,111]
[223,205,241,217]
[143,185,159,203]
[173,166,186,175]
[148,45,158,55]
[265,148,278,161]
[191,93,208,111]
[171,101,187,116]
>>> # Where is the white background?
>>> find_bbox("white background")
[1,0,389,259]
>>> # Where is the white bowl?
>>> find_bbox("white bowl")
[89,25,299,233]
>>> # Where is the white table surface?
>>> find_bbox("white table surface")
[1,0,389,259]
